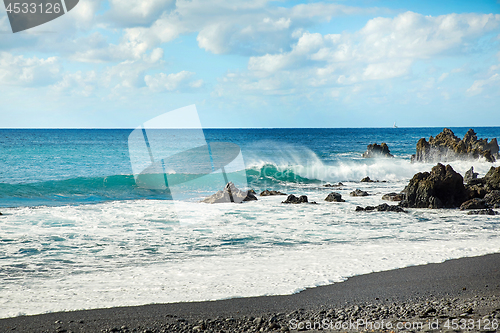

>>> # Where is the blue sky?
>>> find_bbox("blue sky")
[0,0,499,128]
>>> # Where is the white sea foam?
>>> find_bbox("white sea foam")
[1,190,499,318]
[246,143,499,183]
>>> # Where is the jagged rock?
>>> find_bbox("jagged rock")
[382,192,404,201]
[282,194,315,204]
[484,166,500,191]
[464,167,479,184]
[411,128,499,163]
[484,190,500,208]
[323,182,343,187]
[400,163,467,209]
[466,184,488,200]
[325,192,345,202]
[467,209,499,215]
[355,203,407,213]
[360,177,374,183]
[202,182,258,203]
[460,198,487,210]
[350,189,369,197]
[362,143,394,158]
[260,190,287,196]
[465,167,500,202]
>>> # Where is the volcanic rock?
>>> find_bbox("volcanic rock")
[355,204,407,213]
[460,198,487,210]
[202,182,258,203]
[260,190,287,196]
[464,167,479,184]
[362,143,394,158]
[467,209,499,216]
[484,190,500,208]
[360,177,374,183]
[382,192,404,202]
[411,128,499,163]
[282,194,311,204]
[323,182,343,187]
[400,163,467,209]
[325,192,345,202]
[350,189,369,197]
[484,166,500,191]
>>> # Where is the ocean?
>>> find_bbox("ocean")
[1,127,500,318]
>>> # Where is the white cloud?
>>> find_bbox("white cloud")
[0,53,61,86]
[363,61,412,80]
[92,0,376,59]
[218,11,500,96]
[51,71,97,96]
[467,73,500,95]
[106,0,176,26]
[189,79,204,88]
[144,70,202,91]
[438,73,449,82]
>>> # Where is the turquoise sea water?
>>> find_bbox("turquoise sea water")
[1,127,500,318]
[2,127,500,206]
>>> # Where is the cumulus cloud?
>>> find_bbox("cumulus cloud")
[145,70,203,92]
[51,71,97,96]
[106,0,176,26]
[0,52,61,86]
[219,11,500,95]
[467,73,500,95]
[93,0,375,60]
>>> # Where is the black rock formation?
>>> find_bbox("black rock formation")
[411,128,499,163]
[467,209,498,215]
[282,194,313,204]
[382,192,404,202]
[362,143,394,158]
[202,182,258,203]
[350,189,369,197]
[260,190,287,196]
[400,163,467,209]
[355,203,407,213]
[325,192,345,202]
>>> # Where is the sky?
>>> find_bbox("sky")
[0,0,499,128]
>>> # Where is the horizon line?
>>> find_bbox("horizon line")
[1,126,500,130]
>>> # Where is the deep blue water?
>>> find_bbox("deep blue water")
[1,127,499,208]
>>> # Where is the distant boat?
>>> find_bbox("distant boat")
[393,122,398,128]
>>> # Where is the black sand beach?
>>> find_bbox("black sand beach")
[1,253,500,332]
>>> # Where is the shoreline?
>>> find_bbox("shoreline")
[1,253,499,332]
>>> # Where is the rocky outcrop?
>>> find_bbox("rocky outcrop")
[460,198,487,210]
[467,209,499,215]
[260,190,287,196]
[202,182,258,203]
[362,143,394,158]
[382,192,403,202]
[411,128,499,163]
[323,182,343,187]
[325,192,345,202]
[350,189,369,197]
[400,164,467,209]
[282,194,316,204]
[355,203,407,213]
[464,167,478,184]
[464,167,500,207]
[484,190,500,208]
[360,177,374,183]
[484,166,500,191]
